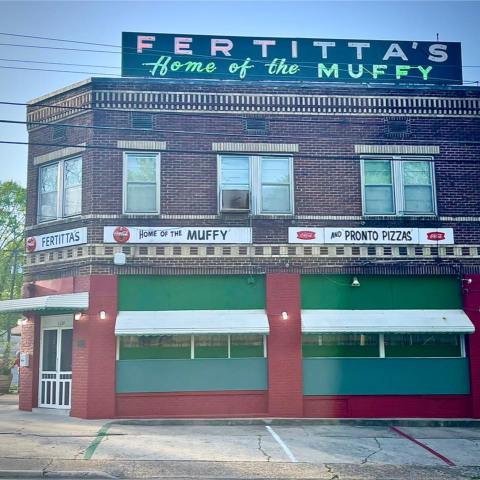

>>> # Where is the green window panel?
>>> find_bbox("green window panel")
[120,335,191,360]
[303,357,470,395]
[194,335,228,358]
[231,334,264,358]
[301,275,462,310]
[384,334,462,357]
[119,275,265,311]
[116,358,268,393]
[302,334,379,358]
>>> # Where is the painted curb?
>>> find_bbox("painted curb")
[0,471,115,479]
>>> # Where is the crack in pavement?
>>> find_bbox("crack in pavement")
[325,463,340,480]
[41,457,53,477]
[257,435,271,462]
[361,437,382,465]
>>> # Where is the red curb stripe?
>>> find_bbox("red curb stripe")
[390,426,456,466]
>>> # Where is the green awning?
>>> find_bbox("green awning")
[0,292,89,314]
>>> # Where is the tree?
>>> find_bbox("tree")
[0,181,26,347]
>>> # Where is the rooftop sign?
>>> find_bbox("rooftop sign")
[122,32,462,85]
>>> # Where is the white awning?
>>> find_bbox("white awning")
[0,292,89,314]
[301,309,475,334]
[115,310,269,335]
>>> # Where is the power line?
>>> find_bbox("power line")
[0,58,120,69]
[0,42,119,54]
[2,140,480,160]
[2,118,480,146]
[0,65,118,76]
[0,32,120,48]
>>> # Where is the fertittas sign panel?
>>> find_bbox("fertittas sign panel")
[122,32,462,85]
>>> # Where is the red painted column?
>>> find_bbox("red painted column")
[18,314,40,411]
[463,274,480,418]
[266,273,303,417]
[71,275,117,419]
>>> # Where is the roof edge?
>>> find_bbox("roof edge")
[27,78,92,105]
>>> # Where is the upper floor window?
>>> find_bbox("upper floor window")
[38,156,82,223]
[361,157,436,216]
[123,153,160,214]
[219,155,293,214]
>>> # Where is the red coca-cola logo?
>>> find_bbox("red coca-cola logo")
[113,226,130,244]
[26,237,36,252]
[297,230,316,240]
[426,231,446,241]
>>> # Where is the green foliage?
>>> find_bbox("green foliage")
[0,181,26,338]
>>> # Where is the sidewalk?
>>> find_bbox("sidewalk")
[1,394,479,479]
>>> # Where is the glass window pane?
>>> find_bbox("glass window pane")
[384,334,461,357]
[127,155,157,182]
[221,156,249,188]
[403,162,431,185]
[119,335,191,359]
[364,161,392,185]
[404,186,433,213]
[64,157,82,188]
[40,164,58,193]
[126,184,157,212]
[39,192,58,222]
[63,186,82,216]
[230,334,264,358]
[302,333,379,357]
[261,158,290,184]
[261,185,291,213]
[60,329,73,371]
[42,330,57,371]
[39,164,58,221]
[194,335,228,358]
[364,186,394,214]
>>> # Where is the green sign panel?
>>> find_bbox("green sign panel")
[122,32,462,85]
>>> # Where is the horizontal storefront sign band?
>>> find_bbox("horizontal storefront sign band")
[122,32,462,85]
[26,227,87,252]
[289,227,454,244]
[103,226,252,244]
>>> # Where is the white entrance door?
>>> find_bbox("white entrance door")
[39,315,73,409]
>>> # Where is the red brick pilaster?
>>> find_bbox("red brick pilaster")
[71,275,117,419]
[19,314,40,411]
[463,274,480,418]
[266,273,303,417]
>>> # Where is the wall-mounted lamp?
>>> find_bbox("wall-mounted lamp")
[281,311,289,320]
[99,311,106,320]
[462,278,473,284]
[74,312,82,321]
[351,276,360,287]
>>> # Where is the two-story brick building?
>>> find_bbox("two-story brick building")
[1,34,480,419]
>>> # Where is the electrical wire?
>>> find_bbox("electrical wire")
[2,118,480,147]
[2,140,480,162]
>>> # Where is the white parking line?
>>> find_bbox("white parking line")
[265,426,298,463]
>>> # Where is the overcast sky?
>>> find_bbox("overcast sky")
[0,0,479,186]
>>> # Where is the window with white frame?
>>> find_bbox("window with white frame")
[361,157,436,215]
[219,155,293,214]
[38,156,82,223]
[123,153,160,214]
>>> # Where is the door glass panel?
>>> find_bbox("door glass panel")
[60,329,73,371]
[42,330,57,371]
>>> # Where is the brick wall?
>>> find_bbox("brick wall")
[266,273,303,417]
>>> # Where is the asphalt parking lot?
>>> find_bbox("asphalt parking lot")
[1,394,480,479]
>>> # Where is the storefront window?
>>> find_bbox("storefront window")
[302,333,379,357]
[384,334,461,357]
[119,335,191,359]
[194,335,228,358]
[230,334,264,358]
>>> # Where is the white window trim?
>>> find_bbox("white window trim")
[361,155,437,217]
[37,155,82,224]
[217,154,294,215]
[122,151,161,215]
